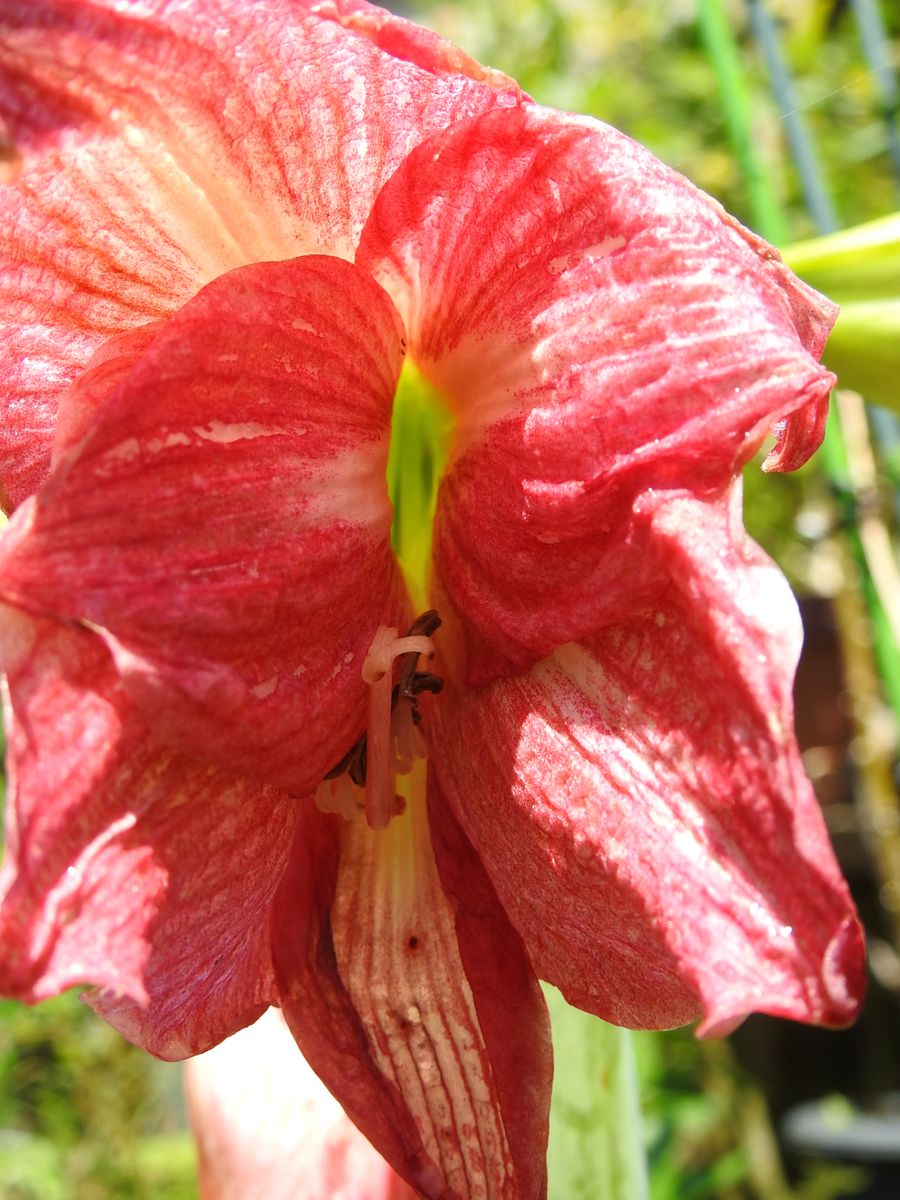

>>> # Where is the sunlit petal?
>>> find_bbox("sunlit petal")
[0,256,406,795]
[433,491,864,1034]
[0,0,520,507]
[359,104,836,680]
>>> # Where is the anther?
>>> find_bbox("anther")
[317,612,443,829]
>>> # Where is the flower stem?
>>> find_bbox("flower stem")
[544,986,648,1200]
[695,0,788,243]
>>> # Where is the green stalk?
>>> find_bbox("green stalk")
[695,0,788,243]
[819,400,900,720]
[784,216,900,416]
[697,0,900,721]
[544,987,648,1200]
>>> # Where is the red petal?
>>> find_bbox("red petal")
[427,775,552,1199]
[432,493,865,1034]
[358,104,837,679]
[186,1008,418,1200]
[315,0,523,92]
[0,0,519,508]
[0,608,297,1059]
[0,256,407,796]
[0,143,249,509]
[272,771,551,1199]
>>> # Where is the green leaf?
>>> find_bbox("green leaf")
[695,0,789,244]
[817,301,900,416]
[784,213,900,415]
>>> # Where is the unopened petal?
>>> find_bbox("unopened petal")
[432,493,864,1034]
[0,608,297,1059]
[272,768,551,1199]
[0,0,520,507]
[359,104,837,680]
[186,1008,417,1200]
[0,256,407,797]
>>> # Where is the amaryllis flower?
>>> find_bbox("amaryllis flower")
[186,1007,417,1200]
[0,1,865,1197]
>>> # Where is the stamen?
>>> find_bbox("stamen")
[316,612,443,828]
[364,642,397,831]
[363,623,436,832]
[362,631,435,685]
[393,698,425,773]
[314,773,358,821]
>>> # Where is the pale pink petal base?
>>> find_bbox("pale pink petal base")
[272,772,551,1200]
[186,1008,417,1200]
[433,493,865,1035]
[0,606,297,1059]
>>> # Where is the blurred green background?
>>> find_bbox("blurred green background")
[2,1,899,1197]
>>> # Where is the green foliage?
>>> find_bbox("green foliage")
[411,0,899,238]
[0,993,194,1199]
[635,1026,871,1200]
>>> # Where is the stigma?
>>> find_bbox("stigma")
[315,612,443,830]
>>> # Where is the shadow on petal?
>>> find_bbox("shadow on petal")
[431,493,865,1036]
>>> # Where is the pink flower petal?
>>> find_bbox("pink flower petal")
[0,606,297,1059]
[0,142,248,509]
[312,0,520,88]
[358,104,837,679]
[0,0,520,508]
[427,776,553,1199]
[0,255,407,797]
[272,775,551,1199]
[186,1008,418,1200]
[432,492,865,1035]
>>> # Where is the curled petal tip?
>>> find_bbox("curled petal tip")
[697,1014,747,1040]
[821,913,867,1028]
[696,914,867,1039]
